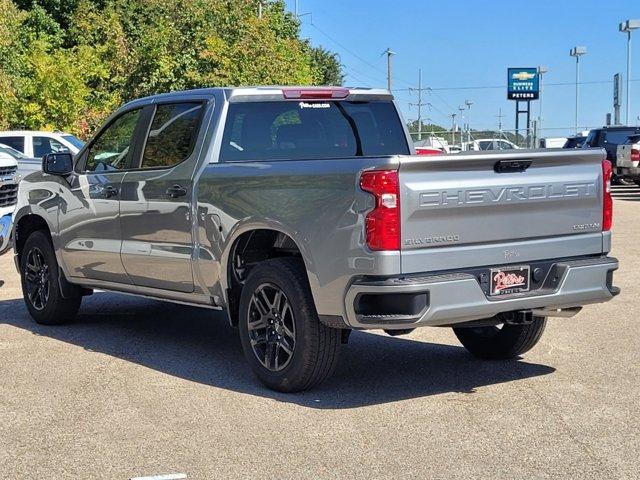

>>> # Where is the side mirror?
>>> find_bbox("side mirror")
[43,152,73,176]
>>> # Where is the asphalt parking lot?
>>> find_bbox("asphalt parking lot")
[0,187,638,479]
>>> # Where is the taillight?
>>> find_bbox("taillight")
[631,147,640,165]
[360,169,400,251]
[282,88,350,100]
[602,159,613,231]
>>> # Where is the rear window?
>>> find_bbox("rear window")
[219,100,410,162]
[603,129,640,145]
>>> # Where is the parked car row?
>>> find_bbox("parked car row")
[0,130,84,253]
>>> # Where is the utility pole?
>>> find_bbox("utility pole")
[450,113,457,147]
[465,100,473,145]
[294,0,298,17]
[570,46,587,134]
[258,1,263,18]
[458,105,465,150]
[409,69,427,140]
[497,108,503,140]
[383,48,396,91]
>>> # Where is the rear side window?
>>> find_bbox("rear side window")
[220,101,409,162]
[141,103,203,169]
[0,136,24,153]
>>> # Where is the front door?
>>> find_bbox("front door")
[58,107,143,283]
[119,102,205,293]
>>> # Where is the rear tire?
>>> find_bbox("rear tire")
[20,230,81,325]
[453,315,547,359]
[238,257,341,392]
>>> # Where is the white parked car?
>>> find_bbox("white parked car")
[466,139,520,151]
[0,143,41,176]
[414,136,450,153]
[0,130,84,158]
[539,137,568,148]
[0,149,19,254]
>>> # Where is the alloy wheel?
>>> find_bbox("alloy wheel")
[24,247,50,311]
[247,283,296,372]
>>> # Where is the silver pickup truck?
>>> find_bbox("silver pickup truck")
[10,86,619,391]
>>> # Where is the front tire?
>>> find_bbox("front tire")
[238,257,341,392]
[453,315,547,359]
[20,230,81,325]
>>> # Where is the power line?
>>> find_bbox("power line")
[394,78,640,92]
[308,23,389,78]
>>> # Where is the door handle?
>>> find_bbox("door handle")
[166,184,188,198]
[104,185,119,198]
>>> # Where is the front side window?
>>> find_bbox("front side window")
[0,136,25,153]
[140,103,203,169]
[220,100,409,162]
[85,108,141,172]
[33,136,66,158]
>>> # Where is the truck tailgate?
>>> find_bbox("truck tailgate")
[399,149,606,274]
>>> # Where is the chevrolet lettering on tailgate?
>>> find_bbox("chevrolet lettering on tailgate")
[418,182,597,208]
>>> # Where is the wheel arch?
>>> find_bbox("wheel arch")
[13,211,54,266]
[221,224,317,326]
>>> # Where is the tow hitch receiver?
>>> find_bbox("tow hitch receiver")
[504,310,534,325]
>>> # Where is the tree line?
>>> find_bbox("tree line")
[0,0,343,138]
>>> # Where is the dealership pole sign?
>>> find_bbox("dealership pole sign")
[507,68,539,100]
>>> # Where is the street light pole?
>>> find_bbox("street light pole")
[620,20,640,125]
[570,46,587,134]
[537,66,548,141]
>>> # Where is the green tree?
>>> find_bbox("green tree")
[2,0,344,137]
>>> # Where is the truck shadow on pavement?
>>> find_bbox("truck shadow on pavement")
[0,292,555,409]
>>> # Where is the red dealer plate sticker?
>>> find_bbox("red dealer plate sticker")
[490,265,530,296]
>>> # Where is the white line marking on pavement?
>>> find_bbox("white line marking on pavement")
[130,474,187,480]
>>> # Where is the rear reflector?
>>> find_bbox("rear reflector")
[282,88,350,100]
[602,159,613,231]
[360,169,400,251]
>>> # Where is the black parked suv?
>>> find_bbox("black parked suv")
[582,126,640,184]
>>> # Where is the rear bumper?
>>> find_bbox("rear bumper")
[344,256,619,329]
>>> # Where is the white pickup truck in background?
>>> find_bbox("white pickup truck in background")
[615,134,640,186]
[0,151,19,254]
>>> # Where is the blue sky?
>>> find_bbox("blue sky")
[285,0,640,137]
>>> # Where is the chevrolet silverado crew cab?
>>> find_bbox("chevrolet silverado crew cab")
[11,87,619,392]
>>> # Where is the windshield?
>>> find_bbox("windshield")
[62,134,85,149]
[220,100,410,162]
[0,144,27,159]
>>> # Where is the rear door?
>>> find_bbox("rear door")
[399,149,605,273]
[119,101,206,293]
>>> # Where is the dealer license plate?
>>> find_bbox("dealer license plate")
[490,265,530,296]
